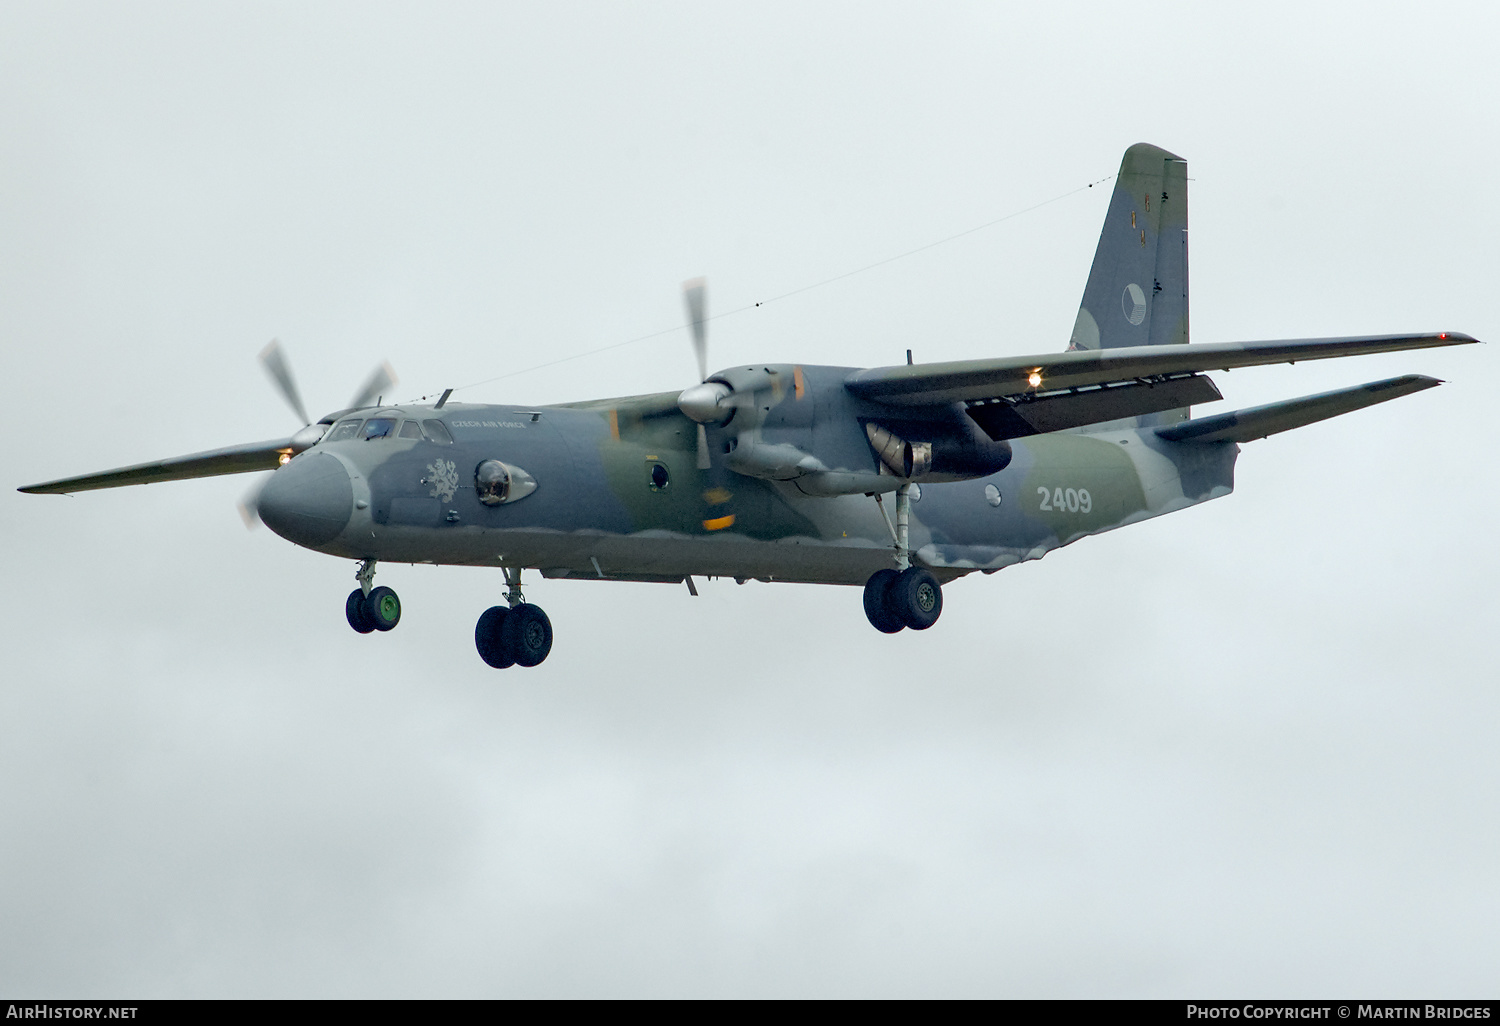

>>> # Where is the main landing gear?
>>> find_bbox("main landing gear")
[863,566,943,633]
[474,566,553,669]
[864,482,944,634]
[346,559,401,633]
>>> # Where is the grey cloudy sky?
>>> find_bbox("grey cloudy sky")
[1,1,1496,998]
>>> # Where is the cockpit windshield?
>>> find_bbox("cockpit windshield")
[362,418,397,440]
[324,419,362,442]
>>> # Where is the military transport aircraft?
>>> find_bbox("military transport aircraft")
[19,143,1476,670]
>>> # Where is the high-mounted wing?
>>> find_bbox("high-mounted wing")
[1157,375,1442,445]
[18,437,298,494]
[845,332,1476,439]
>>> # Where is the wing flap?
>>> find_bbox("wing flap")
[1155,375,1442,445]
[845,332,1476,407]
[18,437,297,494]
[967,373,1222,439]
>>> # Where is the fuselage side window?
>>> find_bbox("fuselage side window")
[362,417,397,440]
[325,419,363,442]
[398,420,423,440]
[421,420,453,444]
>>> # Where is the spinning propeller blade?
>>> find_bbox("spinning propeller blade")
[696,424,711,471]
[259,339,310,426]
[237,476,268,529]
[683,278,712,469]
[683,277,708,384]
[349,361,399,410]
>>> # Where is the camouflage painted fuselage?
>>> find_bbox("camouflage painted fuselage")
[290,367,1236,587]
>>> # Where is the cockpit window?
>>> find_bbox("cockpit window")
[325,419,362,442]
[421,420,453,444]
[398,420,423,440]
[362,417,397,440]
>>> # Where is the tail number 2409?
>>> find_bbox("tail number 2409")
[1037,486,1092,514]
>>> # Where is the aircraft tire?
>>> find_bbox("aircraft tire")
[367,586,402,632]
[863,569,906,634]
[891,567,942,631]
[501,603,553,668]
[475,605,514,668]
[346,589,376,634]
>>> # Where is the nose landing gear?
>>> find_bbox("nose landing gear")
[474,567,553,669]
[345,559,402,633]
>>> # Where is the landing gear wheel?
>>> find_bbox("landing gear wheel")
[863,569,906,634]
[366,585,402,632]
[500,604,553,667]
[346,589,375,634]
[475,605,514,668]
[890,567,942,630]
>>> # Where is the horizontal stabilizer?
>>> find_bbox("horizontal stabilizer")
[846,332,1476,407]
[1155,375,1442,445]
[18,437,296,494]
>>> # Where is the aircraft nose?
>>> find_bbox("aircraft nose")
[257,452,354,547]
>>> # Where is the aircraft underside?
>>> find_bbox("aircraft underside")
[19,142,1473,673]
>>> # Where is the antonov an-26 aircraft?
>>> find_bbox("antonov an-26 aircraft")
[20,144,1476,670]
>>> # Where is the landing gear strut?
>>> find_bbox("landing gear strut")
[474,567,553,669]
[346,558,401,633]
[864,483,943,633]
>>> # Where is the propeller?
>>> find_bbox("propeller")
[237,485,263,529]
[242,341,400,528]
[349,360,398,411]
[678,278,733,470]
[259,339,310,426]
[683,278,711,470]
[685,277,708,384]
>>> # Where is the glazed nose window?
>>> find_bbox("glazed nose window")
[475,460,511,505]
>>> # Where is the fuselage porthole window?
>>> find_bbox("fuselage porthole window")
[325,419,363,442]
[422,420,453,445]
[649,462,669,491]
[362,417,397,440]
[398,420,423,440]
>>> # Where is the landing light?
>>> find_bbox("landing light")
[1028,371,1043,388]
[278,453,292,466]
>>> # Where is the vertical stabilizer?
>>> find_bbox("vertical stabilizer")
[1068,143,1190,426]
[1068,143,1189,353]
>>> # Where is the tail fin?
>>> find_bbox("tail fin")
[1068,143,1189,353]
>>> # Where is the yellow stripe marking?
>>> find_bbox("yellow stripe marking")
[702,514,736,532]
[608,408,619,440]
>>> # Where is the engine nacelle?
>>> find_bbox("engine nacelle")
[864,422,1012,481]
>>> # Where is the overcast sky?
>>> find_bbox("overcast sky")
[2,1,1496,998]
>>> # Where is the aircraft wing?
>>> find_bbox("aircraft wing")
[1156,375,1442,444]
[18,437,297,494]
[845,332,1476,406]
